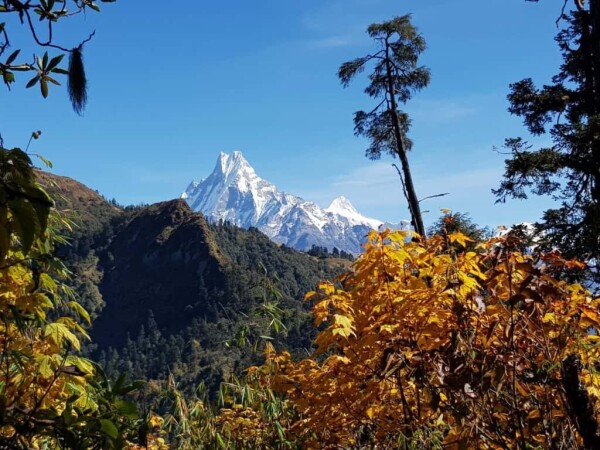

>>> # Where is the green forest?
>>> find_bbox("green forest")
[3,0,600,449]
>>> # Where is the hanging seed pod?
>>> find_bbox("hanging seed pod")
[68,46,87,115]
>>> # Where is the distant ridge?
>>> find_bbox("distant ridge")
[182,151,404,253]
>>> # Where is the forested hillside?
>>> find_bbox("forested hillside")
[37,171,343,395]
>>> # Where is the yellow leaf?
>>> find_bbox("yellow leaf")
[68,301,91,324]
[304,291,317,301]
[448,232,474,248]
[542,312,556,323]
[45,322,81,351]
[35,354,54,378]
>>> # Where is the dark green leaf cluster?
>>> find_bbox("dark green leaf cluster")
[0,148,53,256]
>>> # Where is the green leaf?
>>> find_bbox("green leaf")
[215,433,227,449]
[46,75,60,86]
[114,378,144,396]
[63,404,77,426]
[45,322,81,351]
[30,201,50,237]
[68,301,91,324]
[2,71,14,84]
[51,67,69,75]
[36,354,55,378]
[115,400,139,419]
[67,356,94,376]
[112,372,127,395]
[6,49,20,65]
[26,75,40,89]
[18,183,52,236]
[40,78,48,98]
[39,273,58,292]
[100,419,119,440]
[9,197,39,254]
[46,54,64,71]
[35,154,53,169]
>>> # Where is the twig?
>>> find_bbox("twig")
[419,192,449,203]
[392,163,415,224]
[556,0,569,27]
[24,5,95,52]
[0,21,9,57]
[492,145,511,156]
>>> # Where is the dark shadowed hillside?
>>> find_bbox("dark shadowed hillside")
[91,199,228,349]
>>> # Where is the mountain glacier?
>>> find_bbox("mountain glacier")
[182,151,399,253]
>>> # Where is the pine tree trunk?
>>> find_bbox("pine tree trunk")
[384,41,426,238]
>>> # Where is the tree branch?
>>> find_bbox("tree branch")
[419,192,449,203]
[21,2,94,52]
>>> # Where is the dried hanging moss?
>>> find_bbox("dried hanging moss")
[68,46,87,115]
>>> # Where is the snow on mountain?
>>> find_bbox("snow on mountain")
[182,151,398,254]
[325,196,383,229]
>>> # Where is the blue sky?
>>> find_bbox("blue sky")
[2,0,564,227]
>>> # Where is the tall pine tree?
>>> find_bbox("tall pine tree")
[338,15,430,237]
[495,0,600,282]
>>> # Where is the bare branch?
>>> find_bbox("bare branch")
[556,0,569,26]
[392,163,412,216]
[419,192,449,203]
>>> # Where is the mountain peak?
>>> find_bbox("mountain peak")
[326,196,358,216]
[182,152,391,253]
[181,180,199,199]
[217,151,254,178]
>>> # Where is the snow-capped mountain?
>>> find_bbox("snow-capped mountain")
[182,151,399,253]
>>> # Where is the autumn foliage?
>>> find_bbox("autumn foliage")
[245,228,600,449]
